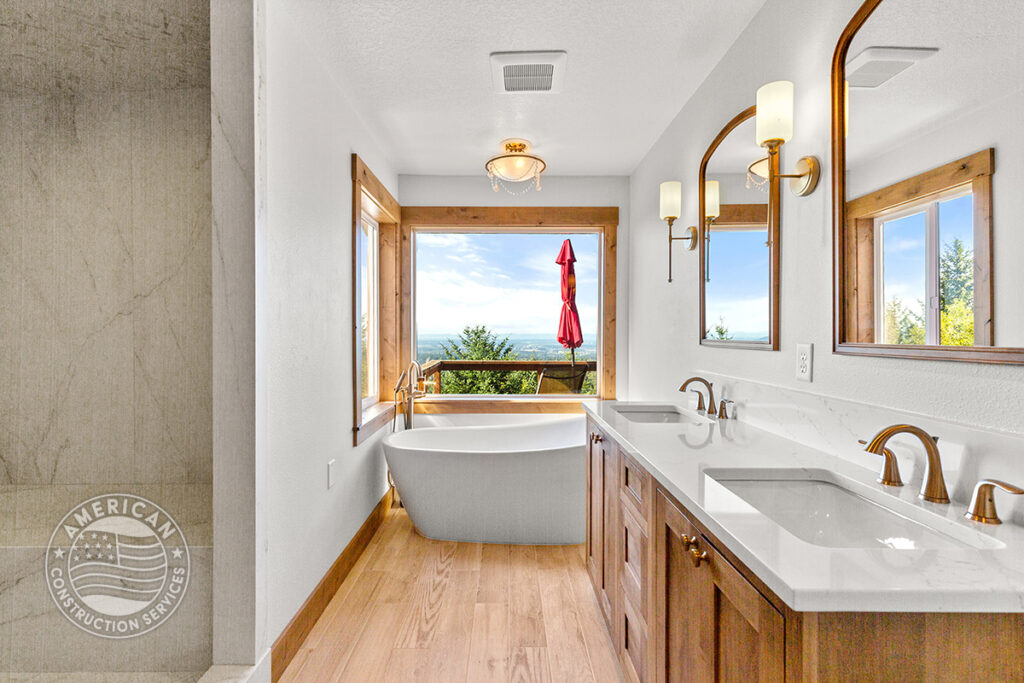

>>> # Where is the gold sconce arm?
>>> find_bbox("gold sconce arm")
[965,479,1024,525]
[666,217,698,283]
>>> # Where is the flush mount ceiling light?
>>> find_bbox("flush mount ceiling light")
[485,139,546,194]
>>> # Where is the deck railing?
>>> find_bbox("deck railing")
[418,359,598,394]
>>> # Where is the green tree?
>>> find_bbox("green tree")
[940,297,974,346]
[438,326,536,394]
[938,238,974,346]
[884,298,926,345]
[940,238,974,312]
[706,316,733,341]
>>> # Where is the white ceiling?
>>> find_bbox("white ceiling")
[847,0,1024,168]
[286,0,770,176]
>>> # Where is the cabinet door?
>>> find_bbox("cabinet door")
[586,426,605,600]
[601,439,618,625]
[654,491,785,683]
[655,490,713,683]
[705,540,784,682]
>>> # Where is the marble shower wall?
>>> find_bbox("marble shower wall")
[1,1,212,676]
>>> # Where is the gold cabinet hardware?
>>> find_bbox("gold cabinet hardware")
[690,547,709,567]
[680,534,699,551]
[862,424,948,503]
[591,433,603,444]
[964,479,1024,525]
[858,439,903,487]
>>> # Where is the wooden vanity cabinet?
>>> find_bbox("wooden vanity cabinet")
[586,422,1024,682]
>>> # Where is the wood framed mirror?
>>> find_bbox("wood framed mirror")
[832,0,1024,364]
[699,106,781,350]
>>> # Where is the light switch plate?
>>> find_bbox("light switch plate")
[328,459,336,489]
[796,343,813,382]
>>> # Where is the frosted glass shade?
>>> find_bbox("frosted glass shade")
[756,80,794,147]
[704,180,720,219]
[659,181,682,220]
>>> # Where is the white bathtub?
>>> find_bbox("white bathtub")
[382,415,586,544]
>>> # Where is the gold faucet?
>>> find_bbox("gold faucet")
[679,376,715,415]
[964,479,1024,524]
[402,361,426,429]
[862,424,949,503]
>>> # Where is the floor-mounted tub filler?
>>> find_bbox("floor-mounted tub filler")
[383,415,586,544]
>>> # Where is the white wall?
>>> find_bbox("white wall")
[627,0,1024,433]
[847,88,1024,346]
[399,174,631,397]
[263,1,397,638]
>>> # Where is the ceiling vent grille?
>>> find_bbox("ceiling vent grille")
[846,46,939,88]
[503,64,555,92]
[491,51,567,94]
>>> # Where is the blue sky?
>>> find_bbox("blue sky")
[705,228,770,339]
[414,232,600,339]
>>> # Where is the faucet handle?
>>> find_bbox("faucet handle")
[965,479,1024,525]
[859,440,904,487]
[717,399,734,420]
[690,390,706,413]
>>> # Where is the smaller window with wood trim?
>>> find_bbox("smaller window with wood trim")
[357,209,380,407]
[841,149,994,351]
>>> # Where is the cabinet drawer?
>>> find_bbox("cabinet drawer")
[620,495,648,618]
[620,451,651,519]
[621,592,648,683]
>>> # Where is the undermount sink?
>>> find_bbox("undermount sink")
[704,468,1003,551]
[611,403,712,424]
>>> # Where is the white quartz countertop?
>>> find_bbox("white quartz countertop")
[583,400,1024,613]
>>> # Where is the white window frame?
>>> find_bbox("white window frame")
[358,211,380,409]
[873,184,972,345]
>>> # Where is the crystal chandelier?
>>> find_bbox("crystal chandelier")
[485,139,546,194]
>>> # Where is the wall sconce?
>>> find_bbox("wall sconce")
[659,180,697,283]
[703,180,719,282]
[755,80,820,196]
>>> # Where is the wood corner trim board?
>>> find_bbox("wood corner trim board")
[270,487,395,682]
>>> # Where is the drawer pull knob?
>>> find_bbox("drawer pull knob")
[690,548,709,567]
[681,534,699,550]
[591,433,604,443]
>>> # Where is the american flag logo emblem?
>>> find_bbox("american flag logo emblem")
[45,493,190,639]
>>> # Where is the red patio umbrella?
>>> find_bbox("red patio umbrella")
[556,239,584,366]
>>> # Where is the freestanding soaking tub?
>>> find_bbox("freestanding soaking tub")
[382,415,586,544]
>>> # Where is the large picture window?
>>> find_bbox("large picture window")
[413,231,601,396]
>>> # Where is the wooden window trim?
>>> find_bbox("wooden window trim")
[401,206,618,410]
[352,154,400,445]
[842,148,994,348]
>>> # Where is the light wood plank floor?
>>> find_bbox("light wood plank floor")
[281,506,624,683]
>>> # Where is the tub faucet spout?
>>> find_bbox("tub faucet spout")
[404,361,425,429]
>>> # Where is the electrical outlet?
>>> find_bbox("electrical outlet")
[327,459,336,489]
[796,343,813,382]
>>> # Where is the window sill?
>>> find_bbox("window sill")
[354,402,395,446]
[413,395,600,414]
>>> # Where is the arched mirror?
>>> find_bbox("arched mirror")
[832,0,1024,363]
[699,106,781,349]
